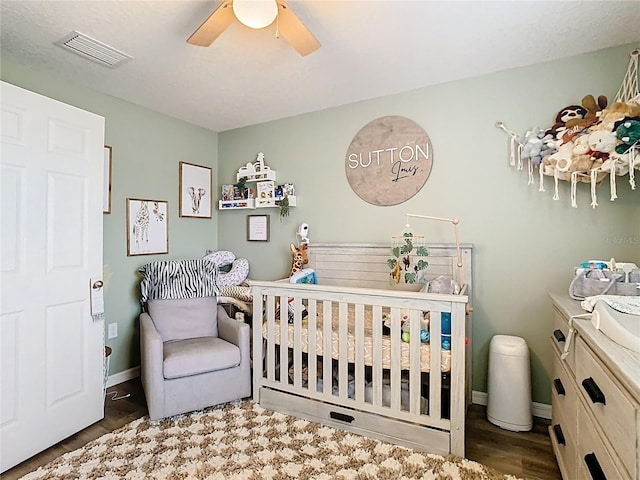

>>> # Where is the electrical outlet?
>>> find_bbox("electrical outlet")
[108,323,118,339]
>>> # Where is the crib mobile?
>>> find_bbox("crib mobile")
[496,49,640,208]
[389,213,463,286]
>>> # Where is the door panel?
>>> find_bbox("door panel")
[0,81,105,473]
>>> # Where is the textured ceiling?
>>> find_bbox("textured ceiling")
[1,1,639,132]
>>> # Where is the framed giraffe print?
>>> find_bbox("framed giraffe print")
[126,198,169,256]
[179,162,212,218]
[247,214,270,242]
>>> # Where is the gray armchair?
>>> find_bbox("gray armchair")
[140,297,251,421]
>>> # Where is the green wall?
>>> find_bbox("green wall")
[217,44,640,405]
[3,44,639,406]
[1,57,219,376]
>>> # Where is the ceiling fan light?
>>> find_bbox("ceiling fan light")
[232,0,278,29]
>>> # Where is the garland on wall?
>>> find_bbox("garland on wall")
[497,49,640,208]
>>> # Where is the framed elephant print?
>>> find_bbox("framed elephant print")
[126,198,168,256]
[179,162,212,218]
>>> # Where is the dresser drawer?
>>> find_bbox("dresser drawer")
[577,401,631,480]
[552,307,574,373]
[575,337,638,479]
[549,418,576,480]
[551,347,578,443]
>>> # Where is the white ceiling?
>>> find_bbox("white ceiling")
[2,1,639,132]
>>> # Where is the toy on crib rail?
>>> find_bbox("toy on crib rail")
[289,243,309,277]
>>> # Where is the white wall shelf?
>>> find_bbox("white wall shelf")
[219,195,296,210]
[219,154,297,211]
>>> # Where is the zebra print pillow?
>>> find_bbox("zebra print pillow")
[138,259,219,305]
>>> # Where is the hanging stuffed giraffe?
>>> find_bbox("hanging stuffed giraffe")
[289,243,309,277]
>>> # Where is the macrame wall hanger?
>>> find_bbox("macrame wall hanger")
[496,49,640,209]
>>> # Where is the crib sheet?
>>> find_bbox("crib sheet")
[262,302,451,372]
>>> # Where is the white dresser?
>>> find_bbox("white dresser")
[549,293,640,480]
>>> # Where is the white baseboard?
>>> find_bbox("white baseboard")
[106,366,140,388]
[472,390,551,420]
[104,372,552,420]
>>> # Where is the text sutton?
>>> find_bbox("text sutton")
[347,144,430,169]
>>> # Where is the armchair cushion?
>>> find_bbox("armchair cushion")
[147,297,218,342]
[163,337,240,379]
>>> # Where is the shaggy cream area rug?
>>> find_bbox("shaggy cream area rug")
[21,401,523,480]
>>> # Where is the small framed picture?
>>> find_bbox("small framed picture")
[127,198,168,256]
[247,214,270,242]
[179,162,212,218]
[103,146,112,214]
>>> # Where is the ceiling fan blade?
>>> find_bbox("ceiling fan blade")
[276,0,320,56]
[187,0,235,47]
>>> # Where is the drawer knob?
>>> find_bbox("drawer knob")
[552,424,565,446]
[584,453,607,480]
[553,378,565,396]
[553,329,566,343]
[582,377,606,405]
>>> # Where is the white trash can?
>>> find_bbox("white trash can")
[487,335,532,431]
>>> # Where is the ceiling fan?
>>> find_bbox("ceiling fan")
[187,0,320,57]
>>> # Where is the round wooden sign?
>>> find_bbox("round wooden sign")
[345,116,433,206]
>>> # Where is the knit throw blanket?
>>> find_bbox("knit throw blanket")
[138,259,218,305]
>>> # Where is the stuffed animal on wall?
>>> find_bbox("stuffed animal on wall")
[587,130,617,167]
[520,127,544,162]
[614,117,640,154]
[560,94,609,143]
[547,141,574,176]
[569,135,594,173]
[533,133,558,166]
[591,101,640,132]
[546,104,588,141]
[582,94,608,121]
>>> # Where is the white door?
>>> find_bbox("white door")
[0,81,105,472]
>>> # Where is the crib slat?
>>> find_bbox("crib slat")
[252,288,264,402]
[338,302,348,400]
[429,310,442,421]
[372,305,382,408]
[308,299,318,394]
[410,309,421,415]
[322,300,332,396]
[390,307,401,411]
[279,294,288,386]
[266,294,276,383]
[293,296,303,389]
[354,304,365,403]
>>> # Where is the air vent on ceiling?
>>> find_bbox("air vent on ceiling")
[54,31,133,68]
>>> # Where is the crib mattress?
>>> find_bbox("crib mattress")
[262,302,451,372]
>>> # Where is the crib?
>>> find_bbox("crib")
[251,243,472,456]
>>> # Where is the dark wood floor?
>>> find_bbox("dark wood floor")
[3,378,560,480]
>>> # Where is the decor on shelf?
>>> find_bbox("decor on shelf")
[497,49,640,208]
[103,146,112,214]
[345,116,433,206]
[179,162,212,218]
[126,198,168,256]
[219,153,297,210]
[388,214,463,285]
[237,152,276,182]
[247,214,270,242]
[256,180,276,207]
